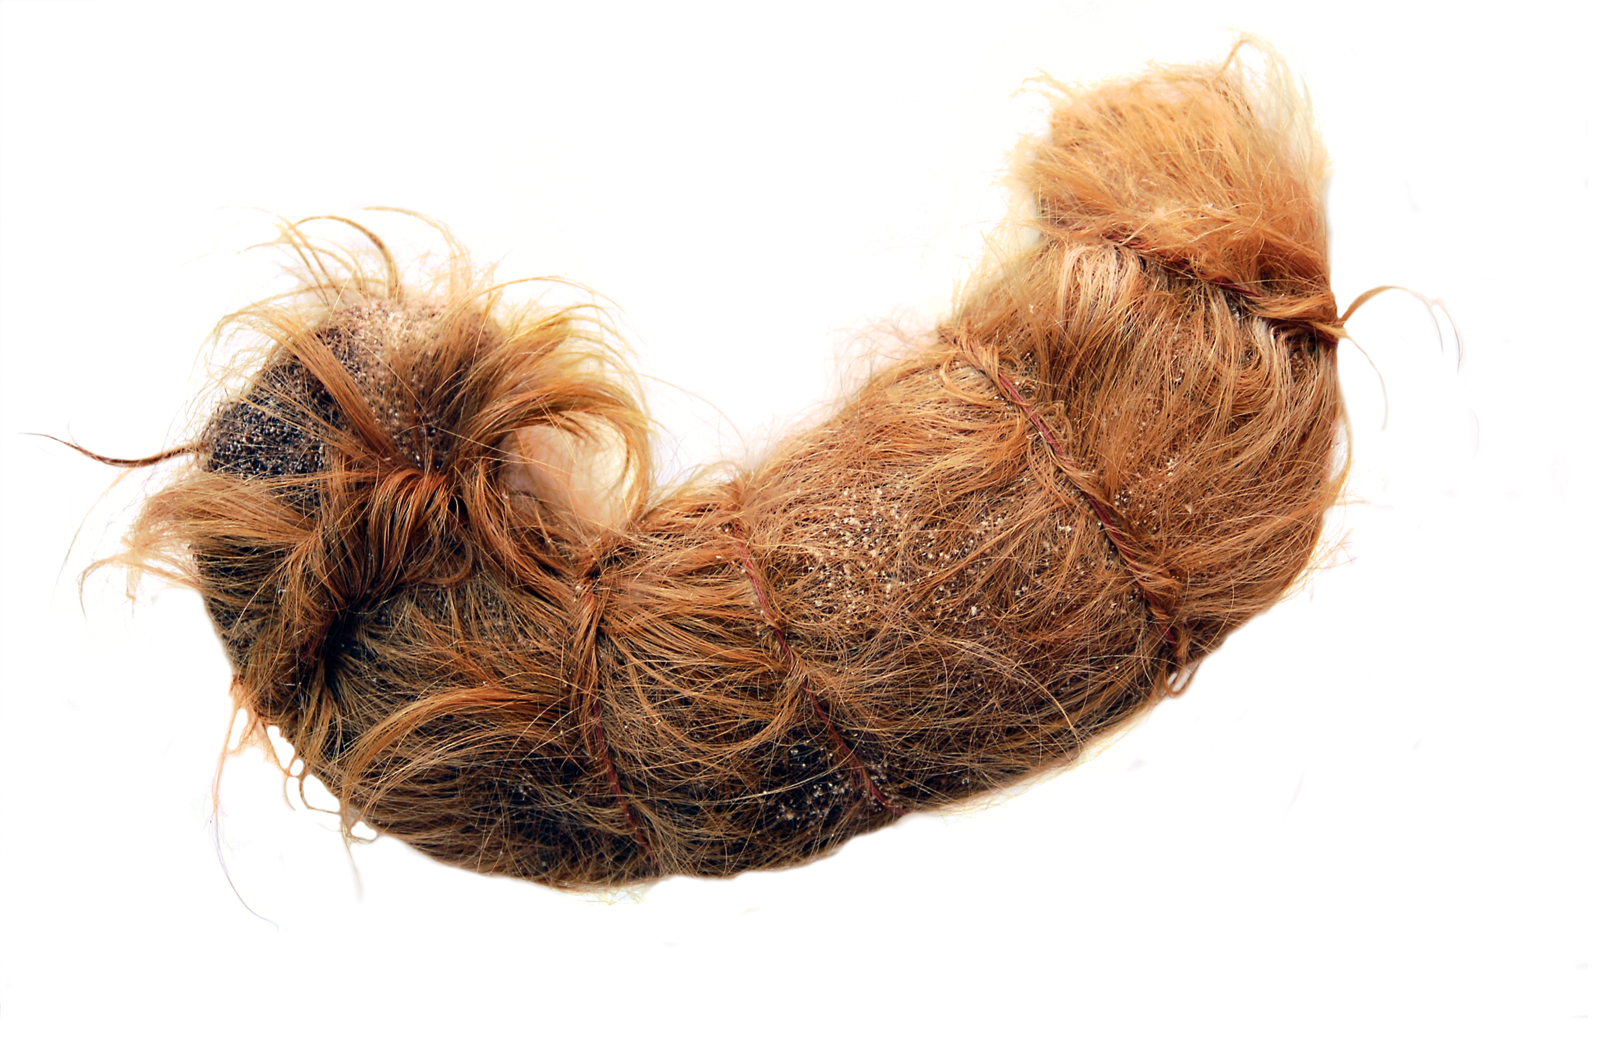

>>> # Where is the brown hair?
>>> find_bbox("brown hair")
[107,45,1351,889]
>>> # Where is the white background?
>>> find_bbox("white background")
[1,3,1593,1060]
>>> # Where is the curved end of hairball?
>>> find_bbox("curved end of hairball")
[99,215,657,689]
[1022,37,1337,325]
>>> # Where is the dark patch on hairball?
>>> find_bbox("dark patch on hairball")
[205,357,338,484]
[202,312,411,488]
[759,736,859,834]
[709,730,882,876]
[203,304,459,500]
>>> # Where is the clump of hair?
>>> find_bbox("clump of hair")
[111,43,1349,888]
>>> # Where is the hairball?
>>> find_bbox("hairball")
[106,43,1351,889]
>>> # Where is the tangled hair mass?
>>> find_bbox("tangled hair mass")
[110,46,1352,889]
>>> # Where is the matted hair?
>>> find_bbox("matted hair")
[107,43,1352,888]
